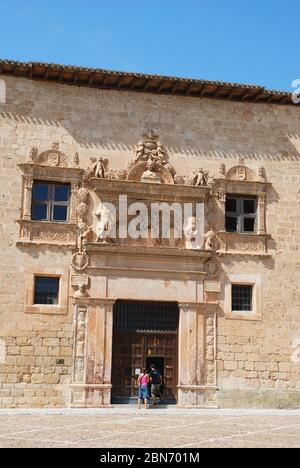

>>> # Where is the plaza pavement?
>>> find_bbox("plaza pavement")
[0,407,299,448]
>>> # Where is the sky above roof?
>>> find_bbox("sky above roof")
[0,0,299,92]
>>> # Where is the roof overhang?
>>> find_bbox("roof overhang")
[0,59,298,106]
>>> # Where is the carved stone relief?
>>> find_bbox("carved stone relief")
[204,228,215,251]
[73,307,88,384]
[183,217,202,250]
[84,132,213,187]
[95,202,117,244]
[72,187,91,272]
[71,275,90,298]
[205,314,216,386]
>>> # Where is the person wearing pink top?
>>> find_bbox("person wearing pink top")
[138,368,150,410]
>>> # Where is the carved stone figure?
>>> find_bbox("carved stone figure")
[192,168,209,187]
[90,157,109,179]
[76,188,91,246]
[134,139,146,162]
[71,275,89,298]
[28,147,38,163]
[141,160,162,184]
[219,163,226,177]
[259,166,267,182]
[183,217,202,250]
[205,228,215,251]
[73,152,80,167]
[127,132,178,184]
[132,131,168,166]
[95,203,116,244]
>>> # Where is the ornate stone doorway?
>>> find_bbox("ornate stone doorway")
[111,300,179,404]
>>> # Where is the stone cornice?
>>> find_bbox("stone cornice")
[85,242,212,260]
[18,163,83,181]
[178,301,220,314]
[89,177,210,202]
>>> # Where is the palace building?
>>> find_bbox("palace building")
[0,60,299,408]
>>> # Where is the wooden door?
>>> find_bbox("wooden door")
[112,331,178,402]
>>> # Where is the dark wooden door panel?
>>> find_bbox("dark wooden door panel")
[112,331,178,401]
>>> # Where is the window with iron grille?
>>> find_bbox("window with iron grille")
[232,284,253,312]
[226,196,257,233]
[31,182,70,222]
[113,301,179,332]
[34,276,60,305]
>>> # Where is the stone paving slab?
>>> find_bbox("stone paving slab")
[0,408,299,448]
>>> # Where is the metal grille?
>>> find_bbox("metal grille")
[113,301,179,332]
[34,277,60,305]
[232,285,253,311]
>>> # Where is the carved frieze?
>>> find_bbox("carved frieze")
[18,220,77,245]
[217,232,271,256]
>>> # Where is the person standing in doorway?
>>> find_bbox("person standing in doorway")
[138,368,150,410]
[149,364,162,406]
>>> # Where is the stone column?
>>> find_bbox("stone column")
[257,193,266,235]
[23,176,34,220]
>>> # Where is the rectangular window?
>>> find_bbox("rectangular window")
[226,196,257,233]
[232,284,253,312]
[34,276,60,305]
[31,182,70,222]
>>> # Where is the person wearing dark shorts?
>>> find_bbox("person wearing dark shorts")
[149,364,162,406]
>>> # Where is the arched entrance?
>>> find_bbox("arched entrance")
[111,300,179,404]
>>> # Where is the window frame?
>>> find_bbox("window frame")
[25,267,68,315]
[231,284,253,313]
[226,195,257,234]
[33,275,60,306]
[224,274,263,321]
[31,181,70,223]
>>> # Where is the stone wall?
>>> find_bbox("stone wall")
[0,74,299,407]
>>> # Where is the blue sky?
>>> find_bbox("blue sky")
[0,0,299,91]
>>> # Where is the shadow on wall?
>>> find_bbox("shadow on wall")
[0,111,300,163]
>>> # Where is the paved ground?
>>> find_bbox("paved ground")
[0,408,299,448]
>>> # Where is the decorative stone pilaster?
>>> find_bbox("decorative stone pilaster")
[70,299,115,408]
[177,302,218,408]
[70,182,80,223]
[257,193,266,235]
[23,176,34,220]
[205,313,217,386]
[71,305,88,407]
[217,189,226,232]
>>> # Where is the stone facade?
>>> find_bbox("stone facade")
[0,68,299,408]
